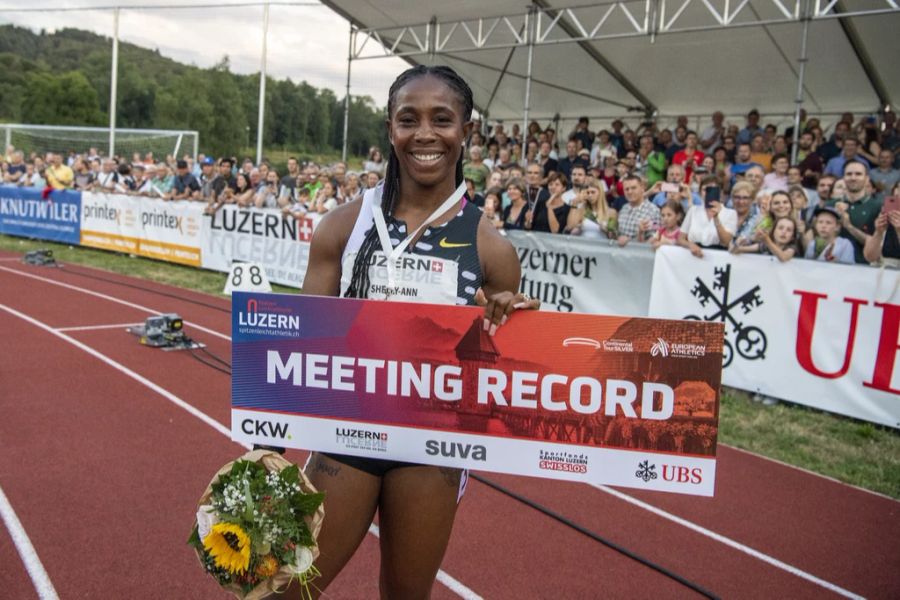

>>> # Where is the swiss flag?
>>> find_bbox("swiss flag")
[432,261,443,273]
[297,217,314,242]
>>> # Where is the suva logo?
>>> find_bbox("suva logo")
[650,338,670,357]
[425,440,486,461]
[241,418,290,439]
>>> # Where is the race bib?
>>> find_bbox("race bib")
[340,251,459,304]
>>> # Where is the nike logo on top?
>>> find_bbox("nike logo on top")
[439,238,472,249]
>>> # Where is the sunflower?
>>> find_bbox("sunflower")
[203,523,251,574]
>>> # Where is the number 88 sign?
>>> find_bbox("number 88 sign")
[224,261,272,295]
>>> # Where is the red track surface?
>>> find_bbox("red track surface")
[0,251,898,599]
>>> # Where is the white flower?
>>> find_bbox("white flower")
[290,547,314,575]
[196,505,219,541]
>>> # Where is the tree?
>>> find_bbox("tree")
[22,71,104,126]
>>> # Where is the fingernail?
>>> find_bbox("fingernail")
[483,318,490,331]
[489,323,497,337]
[501,315,508,326]
[513,302,526,309]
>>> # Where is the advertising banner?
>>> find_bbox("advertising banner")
[649,246,900,428]
[201,206,319,287]
[80,192,203,266]
[0,186,81,244]
[231,292,724,496]
[506,231,654,314]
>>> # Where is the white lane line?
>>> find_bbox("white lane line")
[0,484,60,600]
[0,266,231,342]
[591,483,864,599]
[55,323,142,332]
[0,303,478,600]
[0,257,23,261]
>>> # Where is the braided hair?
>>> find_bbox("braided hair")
[343,65,474,299]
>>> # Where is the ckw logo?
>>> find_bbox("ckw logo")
[686,264,766,368]
[241,418,290,439]
[650,338,669,357]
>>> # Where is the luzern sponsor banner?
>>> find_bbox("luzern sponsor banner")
[649,246,900,428]
[0,185,81,244]
[80,193,203,266]
[201,206,320,287]
[231,292,724,496]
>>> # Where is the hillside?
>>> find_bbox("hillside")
[0,24,385,157]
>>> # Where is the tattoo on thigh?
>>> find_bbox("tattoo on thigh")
[438,467,461,488]
[308,455,341,478]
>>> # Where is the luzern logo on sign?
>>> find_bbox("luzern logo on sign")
[237,298,301,337]
[209,208,307,241]
[336,427,389,452]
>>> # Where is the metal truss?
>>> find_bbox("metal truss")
[349,0,899,60]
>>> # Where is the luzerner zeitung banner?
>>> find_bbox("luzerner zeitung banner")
[231,292,724,496]
[649,246,900,428]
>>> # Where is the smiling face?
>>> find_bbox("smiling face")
[770,192,792,218]
[387,74,472,191]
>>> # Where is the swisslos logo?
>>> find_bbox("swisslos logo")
[425,439,486,461]
[635,460,702,485]
[241,418,290,439]
[237,298,300,336]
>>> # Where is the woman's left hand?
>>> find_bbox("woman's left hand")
[474,288,541,337]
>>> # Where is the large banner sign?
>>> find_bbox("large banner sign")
[201,206,320,287]
[507,231,653,314]
[80,192,203,266]
[231,292,724,496]
[0,186,81,244]
[649,246,900,428]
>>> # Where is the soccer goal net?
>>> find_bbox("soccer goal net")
[1,124,199,162]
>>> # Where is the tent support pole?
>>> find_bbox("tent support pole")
[108,7,119,158]
[522,7,536,145]
[256,2,269,166]
[791,0,811,165]
[342,24,353,162]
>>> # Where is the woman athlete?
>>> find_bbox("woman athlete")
[294,65,538,598]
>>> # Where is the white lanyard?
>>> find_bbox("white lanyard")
[371,182,466,284]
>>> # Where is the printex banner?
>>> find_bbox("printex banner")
[649,246,900,428]
[231,292,724,496]
[0,186,81,244]
[506,231,653,314]
[80,192,203,266]
[201,206,320,287]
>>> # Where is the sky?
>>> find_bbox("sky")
[0,0,410,107]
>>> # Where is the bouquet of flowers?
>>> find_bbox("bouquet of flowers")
[189,449,325,599]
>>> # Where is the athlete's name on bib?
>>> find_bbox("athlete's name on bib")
[266,350,674,420]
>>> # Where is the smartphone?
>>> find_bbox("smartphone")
[661,182,679,193]
[704,186,721,207]
[600,149,614,159]
[883,196,900,215]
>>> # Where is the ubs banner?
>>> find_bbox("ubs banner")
[231,292,724,496]
[80,192,203,266]
[0,186,80,244]
[649,246,900,428]
[201,206,320,287]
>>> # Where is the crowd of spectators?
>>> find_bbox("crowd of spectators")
[2,107,899,267]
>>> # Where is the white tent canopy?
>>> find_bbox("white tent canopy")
[324,0,899,138]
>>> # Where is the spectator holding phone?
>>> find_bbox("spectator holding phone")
[649,164,700,212]
[734,216,801,262]
[805,206,856,264]
[864,182,900,264]
[681,177,737,250]
[482,188,505,230]
[569,177,616,239]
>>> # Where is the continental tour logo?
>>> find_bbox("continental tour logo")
[562,337,633,353]
[237,298,300,337]
[336,427,388,452]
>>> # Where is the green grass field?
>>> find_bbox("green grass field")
[2,234,898,499]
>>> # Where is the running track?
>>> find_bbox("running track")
[0,251,897,599]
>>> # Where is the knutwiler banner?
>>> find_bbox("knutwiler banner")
[649,246,900,428]
[506,231,653,314]
[0,186,81,244]
[231,292,724,496]
[80,192,203,266]
[201,206,320,287]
